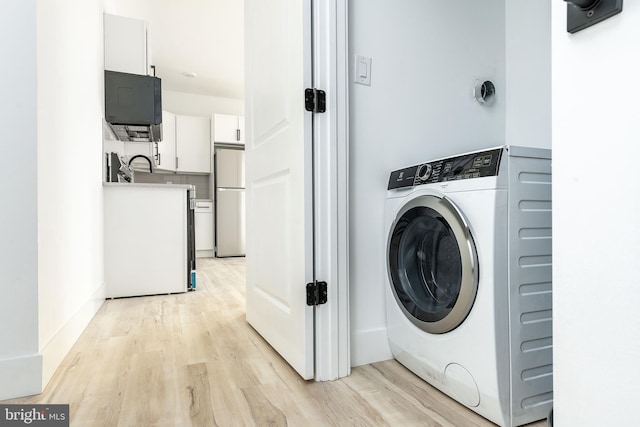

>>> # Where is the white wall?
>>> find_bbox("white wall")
[163,90,244,117]
[0,0,109,402]
[348,0,552,366]
[505,0,551,148]
[0,0,42,401]
[552,3,640,425]
[348,0,506,366]
[36,0,107,387]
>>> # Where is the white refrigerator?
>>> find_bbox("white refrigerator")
[215,146,246,257]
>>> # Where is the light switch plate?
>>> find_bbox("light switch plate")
[355,55,372,86]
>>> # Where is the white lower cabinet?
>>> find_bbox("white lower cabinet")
[104,184,189,297]
[195,200,214,258]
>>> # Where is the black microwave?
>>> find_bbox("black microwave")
[104,70,162,126]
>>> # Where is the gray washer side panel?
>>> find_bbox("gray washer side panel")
[507,147,553,426]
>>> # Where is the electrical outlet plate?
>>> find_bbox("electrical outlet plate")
[567,0,623,34]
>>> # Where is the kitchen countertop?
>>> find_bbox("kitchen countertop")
[103,182,194,190]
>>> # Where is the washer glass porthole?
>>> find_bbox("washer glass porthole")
[388,196,478,334]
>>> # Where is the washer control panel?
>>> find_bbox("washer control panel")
[388,148,503,190]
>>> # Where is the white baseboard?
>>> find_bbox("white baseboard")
[196,250,214,258]
[350,327,393,367]
[0,353,43,401]
[40,283,105,389]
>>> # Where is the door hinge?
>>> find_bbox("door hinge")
[305,88,326,113]
[306,281,328,306]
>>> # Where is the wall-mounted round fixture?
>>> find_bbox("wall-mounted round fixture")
[183,71,197,78]
[473,80,495,105]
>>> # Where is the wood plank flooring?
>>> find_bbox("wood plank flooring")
[3,258,546,426]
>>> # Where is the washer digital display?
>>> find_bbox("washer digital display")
[388,148,503,190]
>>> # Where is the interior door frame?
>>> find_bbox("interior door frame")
[313,0,350,380]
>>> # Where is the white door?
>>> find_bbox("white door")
[245,0,314,379]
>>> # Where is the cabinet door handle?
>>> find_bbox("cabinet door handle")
[176,157,179,169]
[157,153,161,166]
[236,129,240,141]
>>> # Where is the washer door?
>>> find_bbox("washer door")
[387,194,478,334]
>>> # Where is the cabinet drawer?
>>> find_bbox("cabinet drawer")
[195,201,213,212]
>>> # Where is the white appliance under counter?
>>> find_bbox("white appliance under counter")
[195,199,214,258]
[104,183,193,298]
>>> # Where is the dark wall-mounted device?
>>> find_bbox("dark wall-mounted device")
[565,0,623,34]
[105,70,162,141]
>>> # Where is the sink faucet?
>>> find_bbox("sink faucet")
[128,155,153,173]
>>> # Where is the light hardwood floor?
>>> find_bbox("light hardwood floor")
[4,258,547,427]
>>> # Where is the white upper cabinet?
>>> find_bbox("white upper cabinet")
[238,116,245,145]
[213,113,245,145]
[155,112,211,174]
[176,115,211,174]
[104,13,149,76]
[155,111,177,172]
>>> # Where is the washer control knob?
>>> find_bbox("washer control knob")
[417,163,432,182]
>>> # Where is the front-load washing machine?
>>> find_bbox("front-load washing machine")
[385,145,552,427]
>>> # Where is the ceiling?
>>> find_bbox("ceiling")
[111,0,245,99]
